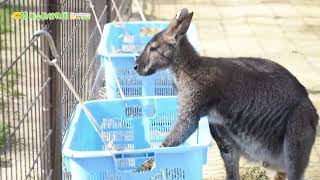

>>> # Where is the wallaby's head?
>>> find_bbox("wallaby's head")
[134,8,193,76]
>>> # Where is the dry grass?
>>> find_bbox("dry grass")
[240,166,269,180]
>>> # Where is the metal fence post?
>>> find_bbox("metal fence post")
[48,0,62,179]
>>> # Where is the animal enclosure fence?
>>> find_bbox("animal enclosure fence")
[0,1,53,179]
[0,0,116,179]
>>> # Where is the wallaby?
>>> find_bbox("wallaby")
[134,8,319,180]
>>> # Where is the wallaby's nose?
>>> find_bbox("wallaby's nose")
[134,64,138,70]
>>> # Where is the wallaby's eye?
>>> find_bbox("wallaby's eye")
[149,43,159,51]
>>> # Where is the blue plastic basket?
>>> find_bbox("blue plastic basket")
[97,21,200,56]
[62,97,211,180]
[96,21,200,98]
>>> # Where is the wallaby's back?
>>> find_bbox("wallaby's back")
[195,57,317,146]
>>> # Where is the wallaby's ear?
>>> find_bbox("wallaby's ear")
[166,8,193,43]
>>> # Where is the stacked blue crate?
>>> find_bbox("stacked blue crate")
[96,21,200,98]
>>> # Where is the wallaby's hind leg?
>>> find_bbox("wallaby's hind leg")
[284,136,312,180]
[284,99,318,180]
[209,124,240,180]
[221,148,240,180]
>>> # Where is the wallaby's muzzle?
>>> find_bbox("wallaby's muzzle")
[134,62,156,76]
[135,67,155,76]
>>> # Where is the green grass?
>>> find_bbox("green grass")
[0,156,12,167]
[0,123,10,147]
[0,69,23,97]
[0,6,11,33]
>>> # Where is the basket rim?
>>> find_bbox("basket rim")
[62,144,208,159]
[97,21,170,57]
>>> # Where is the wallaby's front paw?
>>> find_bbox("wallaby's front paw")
[161,141,170,147]
[159,144,165,148]
[161,139,179,147]
[162,136,185,147]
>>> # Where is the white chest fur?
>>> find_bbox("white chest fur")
[207,108,225,125]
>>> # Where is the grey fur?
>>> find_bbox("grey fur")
[135,9,319,180]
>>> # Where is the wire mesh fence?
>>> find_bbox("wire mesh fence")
[0,0,111,179]
[0,0,53,179]
[45,0,110,179]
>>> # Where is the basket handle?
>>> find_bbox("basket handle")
[114,151,155,159]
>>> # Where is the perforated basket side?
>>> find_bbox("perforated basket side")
[154,71,176,96]
[101,55,176,98]
[149,113,176,148]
